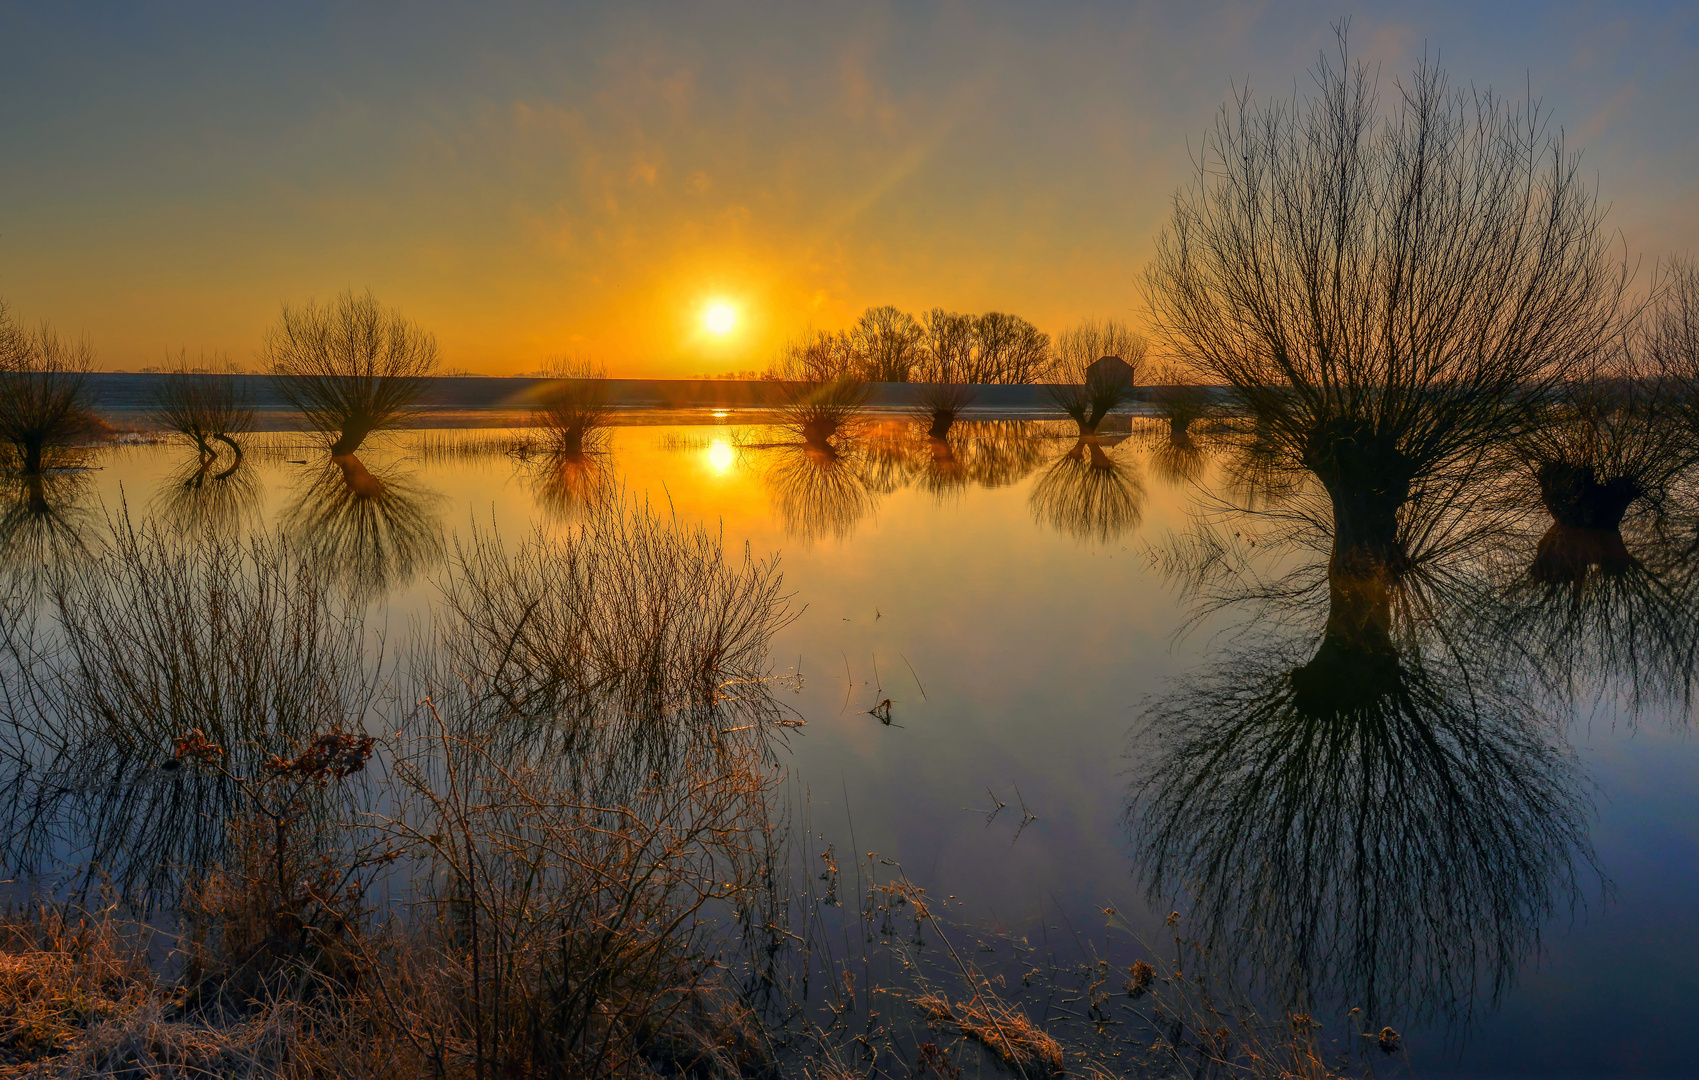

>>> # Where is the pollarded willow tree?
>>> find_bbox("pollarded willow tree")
[1145,31,1628,583]
[1046,318,1147,436]
[0,301,97,475]
[265,288,440,456]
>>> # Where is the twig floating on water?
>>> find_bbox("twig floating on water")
[901,654,928,700]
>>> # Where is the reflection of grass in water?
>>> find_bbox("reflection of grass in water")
[148,452,263,538]
[425,495,794,792]
[763,443,878,544]
[1130,612,1597,1028]
[278,453,446,600]
[0,512,373,904]
[407,427,537,462]
[1028,437,1145,543]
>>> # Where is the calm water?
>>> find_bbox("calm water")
[18,421,1699,1078]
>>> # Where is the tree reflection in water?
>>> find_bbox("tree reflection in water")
[0,452,97,586]
[149,450,263,538]
[752,420,1054,540]
[278,453,446,598]
[1133,458,1614,1027]
[528,448,615,524]
[1128,574,1598,1027]
[905,421,1050,501]
[1484,365,1699,717]
[762,443,878,544]
[1028,436,1146,543]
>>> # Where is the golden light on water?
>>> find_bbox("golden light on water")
[704,302,737,335]
[707,439,735,473]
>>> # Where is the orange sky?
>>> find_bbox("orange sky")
[2,3,1696,377]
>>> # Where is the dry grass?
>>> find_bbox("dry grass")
[913,992,1064,1078]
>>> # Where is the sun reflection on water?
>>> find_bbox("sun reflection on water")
[707,439,735,474]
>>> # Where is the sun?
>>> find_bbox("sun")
[704,302,737,335]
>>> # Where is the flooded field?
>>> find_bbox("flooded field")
[3,418,1695,1078]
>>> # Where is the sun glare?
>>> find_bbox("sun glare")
[704,302,737,335]
[707,439,735,473]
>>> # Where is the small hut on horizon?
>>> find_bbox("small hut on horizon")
[1085,355,1137,388]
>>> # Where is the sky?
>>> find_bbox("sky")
[2,1,1697,377]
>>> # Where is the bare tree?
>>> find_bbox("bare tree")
[848,305,924,382]
[264,288,440,455]
[776,378,870,450]
[968,312,1052,384]
[913,310,978,439]
[148,351,255,461]
[532,354,611,457]
[0,302,98,475]
[1046,319,1148,435]
[1145,29,1628,580]
[1646,257,1699,436]
[770,329,851,383]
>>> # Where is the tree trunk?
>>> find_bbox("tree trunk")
[1536,461,1641,531]
[1529,522,1639,584]
[330,420,374,457]
[332,454,384,498]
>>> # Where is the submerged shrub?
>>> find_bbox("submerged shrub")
[777,377,869,450]
[365,494,798,1078]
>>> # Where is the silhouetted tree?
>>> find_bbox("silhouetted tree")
[849,305,924,382]
[148,352,254,460]
[1046,319,1147,435]
[532,355,611,457]
[265,288,439,455]
[1646,257,1699,436]
[964,311,1053,384]
[1146,30,1628,580]
[0,301,97,475]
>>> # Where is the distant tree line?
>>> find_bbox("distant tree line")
[771,305,1062,385]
